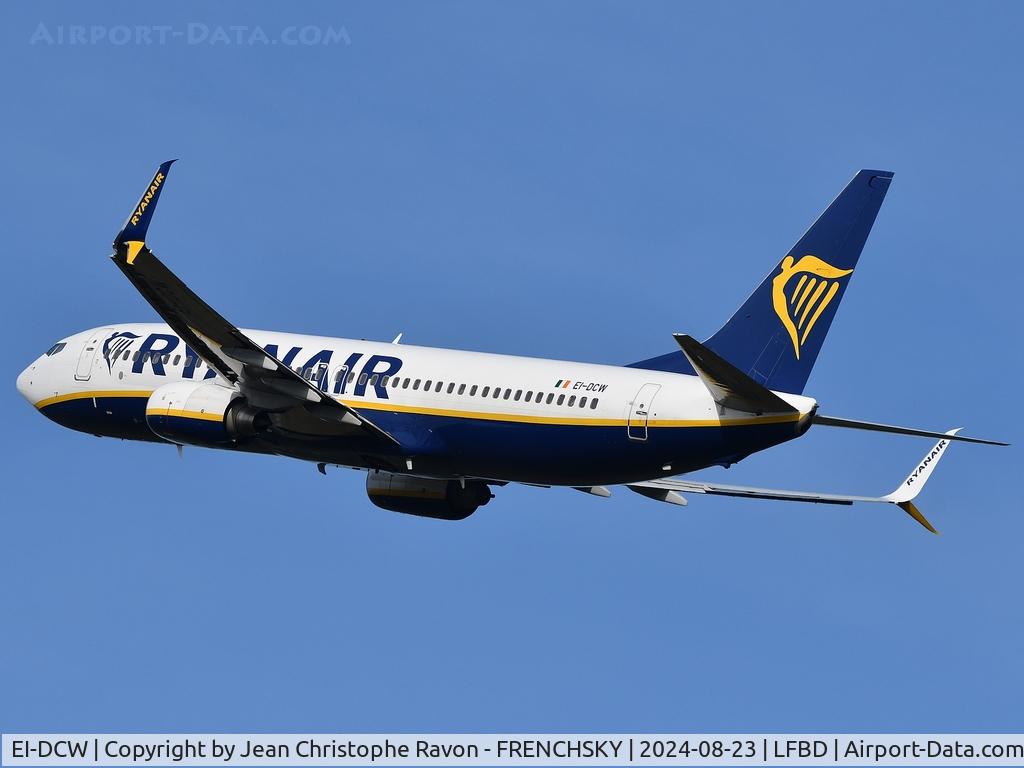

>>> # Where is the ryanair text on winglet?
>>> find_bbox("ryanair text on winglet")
[903,439,948,491]
[130,172,165,226]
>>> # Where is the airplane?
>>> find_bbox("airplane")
[16,162,1007,533]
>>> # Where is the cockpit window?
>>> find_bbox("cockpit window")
[45,342,66,357]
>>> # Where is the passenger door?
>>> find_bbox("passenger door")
[74,327,112,382]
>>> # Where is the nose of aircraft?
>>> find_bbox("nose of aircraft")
[16,364,33,403]
[19,336,84,412]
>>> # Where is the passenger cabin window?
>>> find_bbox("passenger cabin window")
[493,387,501,399]
[469,385,478,396]
[369,374,379,385]
[390,376,400,388]
[503,389,511,400]
[514,390,522,401]
[568,395,576,407]
[401,378,410,389]
[590,398,599,409]
[535,392,544,403]
[425,380,432,390]
[347,371,356,384]
[579,397,587,408]
[381,375,390,387]
[358,373,368,386]
[44,342,67,356]
[458,384,466,395]
[123,350,131,361]
[413,379,421,390]
[557,394,565,405]
[481,386,490,397]
[173,355,180,365]
[435,381,443,393]
[525,390,533,401]
[447,382,455,394]
[546,393,554,404]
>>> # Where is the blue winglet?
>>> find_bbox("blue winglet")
[114,160,177,246]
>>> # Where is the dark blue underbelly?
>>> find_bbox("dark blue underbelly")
[40,396,801,485]
[40,394,161,443]
[368,410,800,484]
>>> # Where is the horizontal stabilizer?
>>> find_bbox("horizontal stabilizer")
[814,414,1007,446]
[673,334,796,415]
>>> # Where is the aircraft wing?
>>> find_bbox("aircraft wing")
[110,161,398,445]
[627,430,963,534]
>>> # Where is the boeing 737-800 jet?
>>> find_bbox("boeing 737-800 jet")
[16,162,1006,532]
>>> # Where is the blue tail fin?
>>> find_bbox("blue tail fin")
[629,169,893,394]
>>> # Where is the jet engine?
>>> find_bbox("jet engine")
[366,471,493,520]
[145,381,269,447]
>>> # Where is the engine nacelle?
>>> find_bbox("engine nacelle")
[146,381,268,447]
[366,471,493,520]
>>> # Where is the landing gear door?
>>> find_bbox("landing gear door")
[627,383,661,441]
[74,327,113,382]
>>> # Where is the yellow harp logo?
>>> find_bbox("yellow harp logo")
[771,255,853,359]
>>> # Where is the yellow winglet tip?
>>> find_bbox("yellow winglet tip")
[898,500,939,535]
[125,240,145,265]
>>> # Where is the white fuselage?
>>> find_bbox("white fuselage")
[17,323,816,485]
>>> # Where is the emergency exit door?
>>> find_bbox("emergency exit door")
[627,383,661,441]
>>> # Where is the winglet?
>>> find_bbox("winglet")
[883,428,961,534]
[885,428,961,503]
[114,160,177,248]
[898,500,939,535]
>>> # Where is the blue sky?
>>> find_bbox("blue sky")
[1,1,1021,733]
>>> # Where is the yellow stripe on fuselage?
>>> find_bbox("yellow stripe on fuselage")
[34,390,154,409]
[336,398,803,428]
[35,389,803,429]
[145,408,224,423]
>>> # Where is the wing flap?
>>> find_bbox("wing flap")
[630,478,869,505]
